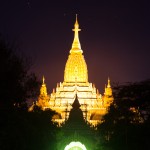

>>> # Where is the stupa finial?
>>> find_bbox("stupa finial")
[75,14,78,24]
[70,14,83,53]
[107,77,111,88]
[43,76,45,84]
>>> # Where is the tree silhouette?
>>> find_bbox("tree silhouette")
[97,79,150,150]
[0,36,40,109]
[0,106,58,150]
[0,36,58,150]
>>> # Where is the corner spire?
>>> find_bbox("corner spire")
[43,76,45,84]
[40,76,47,96]
[70,14,83,54]
[107,77,111,88]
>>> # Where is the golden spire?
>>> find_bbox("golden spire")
[64,14,88,83]
[107,77,111,88]
[70,14,83,53]
[43,76,45,84]
[40,76,47,96]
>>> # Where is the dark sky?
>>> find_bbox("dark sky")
[0,0,150,93]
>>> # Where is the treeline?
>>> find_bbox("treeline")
[0,36,39,109]
[0,108,57,150]
[0,37,58,150]
[97,80,150,150]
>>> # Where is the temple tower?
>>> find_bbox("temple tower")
[64,15,88,83]
[36,76,50,108]
[36,16,113,126]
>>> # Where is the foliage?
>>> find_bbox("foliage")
[0,107,58,150]
[97,79,150,150]
[56,97,98,150]
[0,36,40,109]
[0,36,59,150]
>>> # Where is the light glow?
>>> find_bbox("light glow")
[64,141,87,150]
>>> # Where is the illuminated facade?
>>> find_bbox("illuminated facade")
[36,16,113,126]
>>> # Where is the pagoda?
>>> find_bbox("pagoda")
[36,15,113,126]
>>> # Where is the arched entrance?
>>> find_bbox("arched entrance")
[64,141,87,150]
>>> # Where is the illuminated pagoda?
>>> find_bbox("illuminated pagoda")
[36,15,113,126]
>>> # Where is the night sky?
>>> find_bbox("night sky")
[0,0,150,93]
